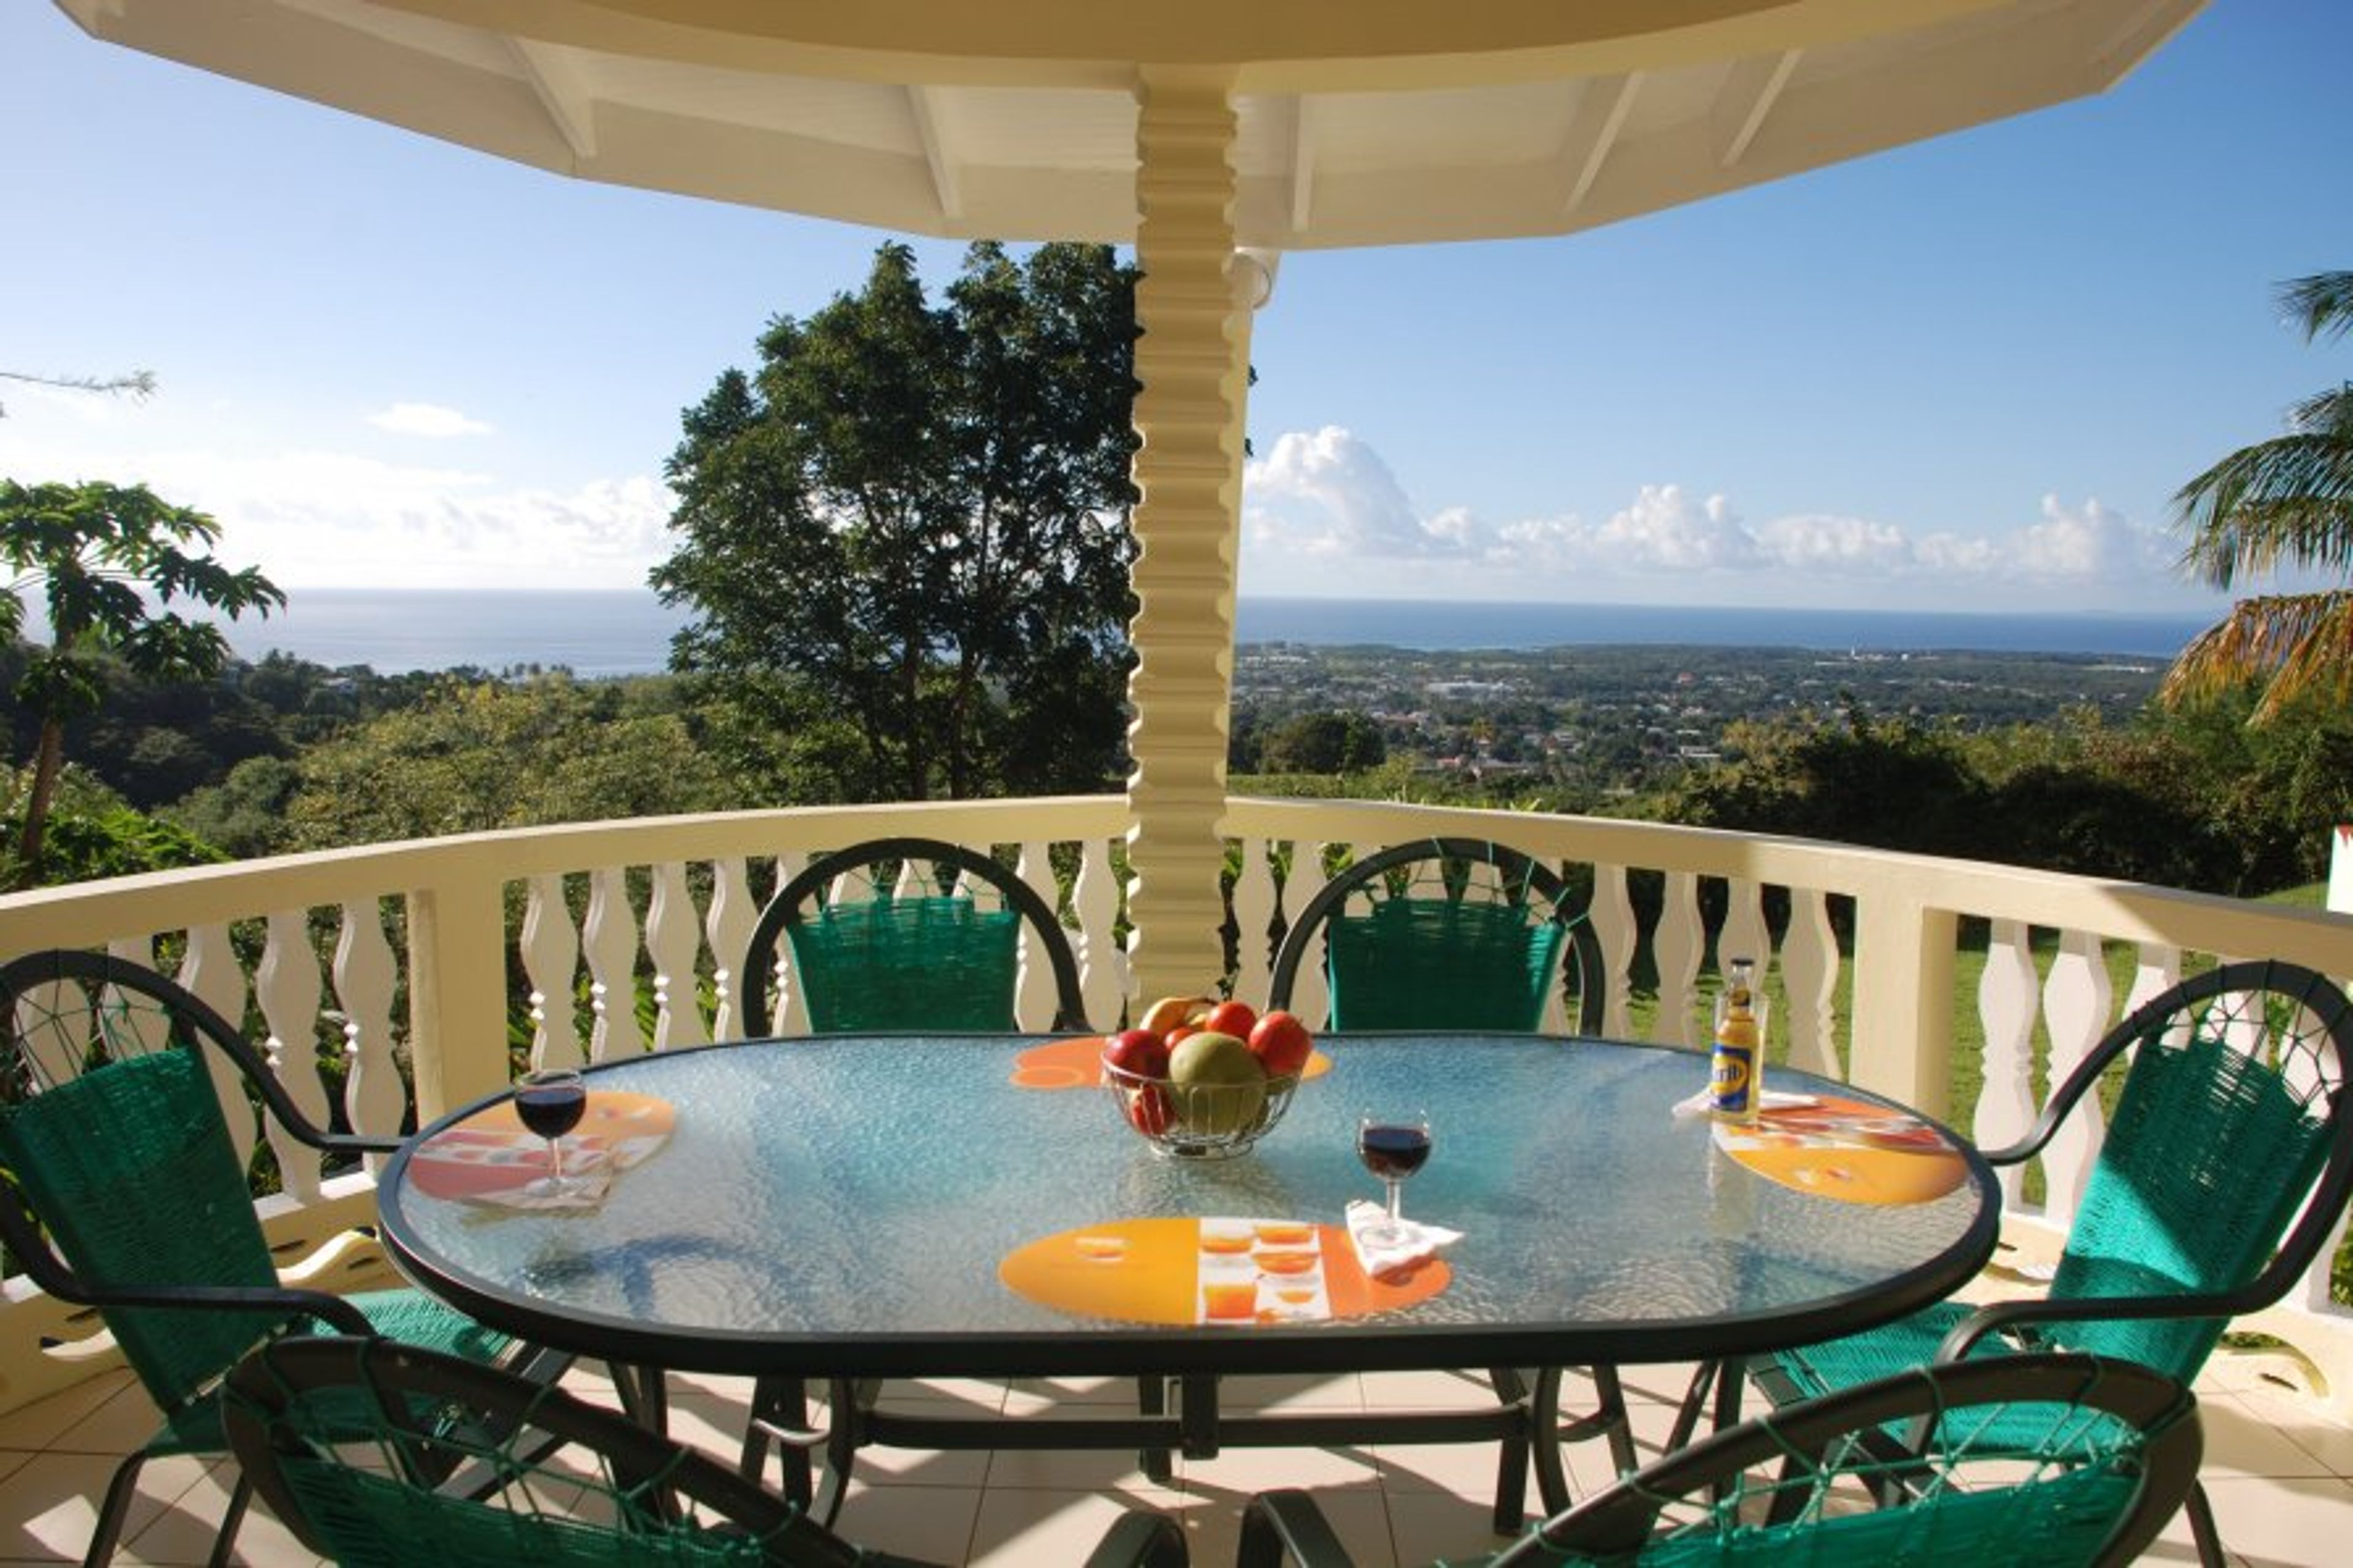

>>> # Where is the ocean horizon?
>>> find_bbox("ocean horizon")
[194,589,2213,678]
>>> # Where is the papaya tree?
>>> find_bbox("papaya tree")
[0,479,282,883]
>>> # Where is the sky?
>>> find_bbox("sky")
[3,1,2349,616]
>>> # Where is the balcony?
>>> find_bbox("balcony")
[4,791,2352,1562]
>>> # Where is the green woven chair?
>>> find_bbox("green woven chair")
[1267,838,1604,1034]
[0,948,540,1568]
[224,1335,1191,1567]
[1238,1353,2200,1568]
[1741,957,2353,1567]
[740,836,1088,1037]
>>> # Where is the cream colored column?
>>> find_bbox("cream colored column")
[1123,67,1259,1008]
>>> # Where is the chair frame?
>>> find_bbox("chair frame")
[1743,956,2353,1567]
[224,1336,1189,1568]
[0,948,390,1567]
[738,836,1088,1036]
[1267,837,1606,1034]
[1240,1354,2202,1568]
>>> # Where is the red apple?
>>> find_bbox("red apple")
[1247,1010,1314,1078]
[1125,1083,1175,1135]
[1103,1027,1170,1081]
[1203,999,1258,1039]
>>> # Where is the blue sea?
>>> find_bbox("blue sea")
[205,589,2213,677]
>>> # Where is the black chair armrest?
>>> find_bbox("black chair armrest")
[1934,1289,2248,1364]
[1238,1489,1357,1568]
[1085,1508,1191,1568]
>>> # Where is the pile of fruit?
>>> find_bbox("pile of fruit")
[1101,994,1315,1154]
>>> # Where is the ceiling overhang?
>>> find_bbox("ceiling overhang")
[56,0,2205,246]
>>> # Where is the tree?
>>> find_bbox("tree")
[2165,269,2353,721]
[653,241,1138,803]
[282,675,744,848]
[1260,710,1387,773]
[0,480,282,881]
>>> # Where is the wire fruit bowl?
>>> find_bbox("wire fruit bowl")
[1102,1058,1300,1159]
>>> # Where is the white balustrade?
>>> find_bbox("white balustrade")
[705,857,756,1042]
[335,899,404,1155]
[645,861,707,1053]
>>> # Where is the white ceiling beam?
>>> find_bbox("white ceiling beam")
[1713,48,1800,169]
[507,37,596,162]
[906,85,963,222]
[1561,71,1643,216]
[1289,95,1317,233]
[2092,0,2198,74]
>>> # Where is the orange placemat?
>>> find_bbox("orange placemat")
[407,1090,676,1210]
[1713,1094,1967,1206]
[1010,1037,1333,1090]
[999,1215,1446,1326]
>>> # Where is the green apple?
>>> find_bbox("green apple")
[1167,1029,1267,1135]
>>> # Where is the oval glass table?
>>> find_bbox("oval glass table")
[377,1034,1998,1525]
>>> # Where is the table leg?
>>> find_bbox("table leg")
[1485,1367,1532,1531]
[611,1365,670,1433]
[1138,1375,1176,1483]
[814,1376,879,1529]
[740,1374,819,1510]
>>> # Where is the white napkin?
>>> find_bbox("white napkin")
[1344,1200,1461,1280]
[1670,1088,1820,1119]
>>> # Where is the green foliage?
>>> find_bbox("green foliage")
[2167,267,2353,719]
[653,240,1139,804]
[281,673,747,849]
[1660,702,1989,859]
[0,479,282,879]
[1258,710,1387,773]
[0,764,225,885]
[1653,693,2353,896]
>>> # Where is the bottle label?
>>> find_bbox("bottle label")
[1710,1042,1757,1118]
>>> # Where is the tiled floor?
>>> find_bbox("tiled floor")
[4,1354,2349,1566]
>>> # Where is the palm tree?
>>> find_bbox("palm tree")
[2165,270,2353,721]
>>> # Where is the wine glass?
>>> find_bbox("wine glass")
[1356,1110,1433,1248]
[515,1068,588,1197]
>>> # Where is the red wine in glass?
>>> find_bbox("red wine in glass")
[1357,1112,1432,1246]
[516,1069,587,1195]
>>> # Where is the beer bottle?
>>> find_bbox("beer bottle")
[1709,957,1762,1123]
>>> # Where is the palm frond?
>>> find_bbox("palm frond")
[2287,381,2353,436]
[2160,591,2353,721]
[2172,429,2353,586]
[2279,271,2353,344]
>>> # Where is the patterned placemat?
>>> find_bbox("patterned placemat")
[407,1090,676,1210]
[999,1214,1447,1326]
[1712,1094,1966,1206]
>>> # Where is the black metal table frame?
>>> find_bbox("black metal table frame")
[376,1037,2000,1531]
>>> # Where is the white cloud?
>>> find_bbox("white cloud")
[1245,426,1483,558]
[1591,485,1759,571]
[0,434,670,588]
[1752,512,1913,572]
[369,401,494,437]
[1240,425,2198,607]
